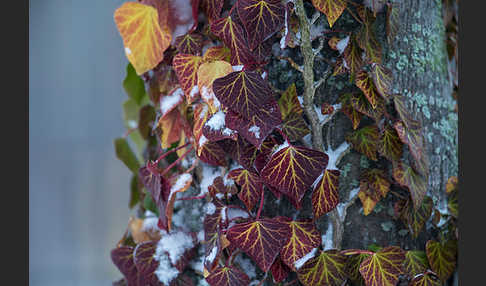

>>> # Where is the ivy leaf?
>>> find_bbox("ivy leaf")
[228,168,264,211]
[237,0,285,49]
[370,63,392,98]
[386,3,399,45]
[270,257,290,283]
[350,91,385,121]
[394,120,427,175]
[343,35,364,77]
[356,70,381,109]
[197,60,233,114]
[297,250,347,286]
[409,272,441,286]
[225,101,282,148]
[123,63,146,105]
[281,219,322,270]
[448,188,458,218]
[403,250,429,277]
[359,246,405,286]
[445,176,458,194]
[165,174,193,231]
[393,95,416,130]
[138,105,156,140]
[379,123,403,162]
[200,0,224,21]
[396,196,433,238]
[111,246,140,286]
[345,253,370,284]
[346,125,380,161]
[340,93,363,130]
[311,0,347,27]
[194,103,210,155]
[210,15,255,65]
[173,54,203,104]
[204,199,226,271]
[158,108,184,149]
[226,217,291,272]
[358,190,379,216]
[133,241,160,285]
[114,138,141,174]
[114,2,171,75]
[312,170,340,219]
[203,110,238,142]
[426,239,457,282]
[278,83,302,118]
[213,70,274,121]
[198,141,227,166]
[282,113,310,141]
[217,136,258,170]
[206,265,250,286]
[392,162,427,210]
[357,22,382,64]
[361,169,390,199]
[203,45,232,62]
[160,87,184,120]
[175,33,203,55]
[261,144,329,206]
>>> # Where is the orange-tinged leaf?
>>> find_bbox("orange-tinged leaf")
[197,61,233,113]
[445,176,458,194]
[206,265,250,286]
[114,2,171,75]
[346,125,380,161]
[213,70,275,120]
[237,0,285,49]
[226,217,291,272]
[403,250,429,277]
[261,144,329,205]
[160,87,184,119]
[426,239,457,282]
[297,250,347,286]
[228,168,264,211]
[158,108,184,149]
[350,91,385,121]
[370,63,392,98]
[379,123,403,162]
[278,83,302,118]
[174,33,203,55]
[173,54,203,104]
[281,219,322,270]
[356,70,381,109]
[203,45,232,62]
[359,246,405,286]
[210,15,255,65]
[311,170,340,219]
[360,169,391,199]
[282,113,310,141]
[358,190,379,216]
[392,162,427,210]
[311,0,347,27]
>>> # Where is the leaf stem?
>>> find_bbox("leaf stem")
[155,142,191,164]
[256,190,265,219]
[160,146,194,176]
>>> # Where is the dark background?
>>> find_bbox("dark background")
[29,0,133,284]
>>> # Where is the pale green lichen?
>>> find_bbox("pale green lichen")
[381,221,394,232]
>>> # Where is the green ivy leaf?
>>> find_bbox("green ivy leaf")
[426,239,457,282]
[129,175,141,209]
[123,63,146,105]
[114,137,141,174]
[403,250,429,277]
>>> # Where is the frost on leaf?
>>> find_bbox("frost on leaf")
[261,145,328,206]
[226,217,291,272]
[204,199,226,271]
[359,246,405,286]
[165,173,193,231]
[312,170,340,219]
[426,239,457,282]
[311,0,347,28]
[172,54,203,104]
[114,2,171,75]
[237,0,285,50]
[206,265,250,286]
[296,250,347,286]
[280,219,322,270]
[346,125,380,161]
[228,168,264,211]
[203,110,238,142]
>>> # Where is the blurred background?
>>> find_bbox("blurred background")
[29,0,134,284]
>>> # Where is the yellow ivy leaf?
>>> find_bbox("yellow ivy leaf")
[114,2,171,75]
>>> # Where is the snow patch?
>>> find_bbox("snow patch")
[206,246,218,263]
[156,231,195,265]
[294,248,318,269]
[198,164,220,196]
[235,255,257,279]
[326,141,350,170]
[170,173,192,193]
[227,208,249,220]
[154,252,180,285]
[206,110,226,130]
[232,65,244,72]
[336,36,350,55]
[189,85,199,98]
[161,88,183,115]
[273,140,290,155]
[206,202,216,215]
[125,47,132,55]
[322,223,334,250]
[200,86,221,109]
[248,125,261,139]
[280,8,289,49]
